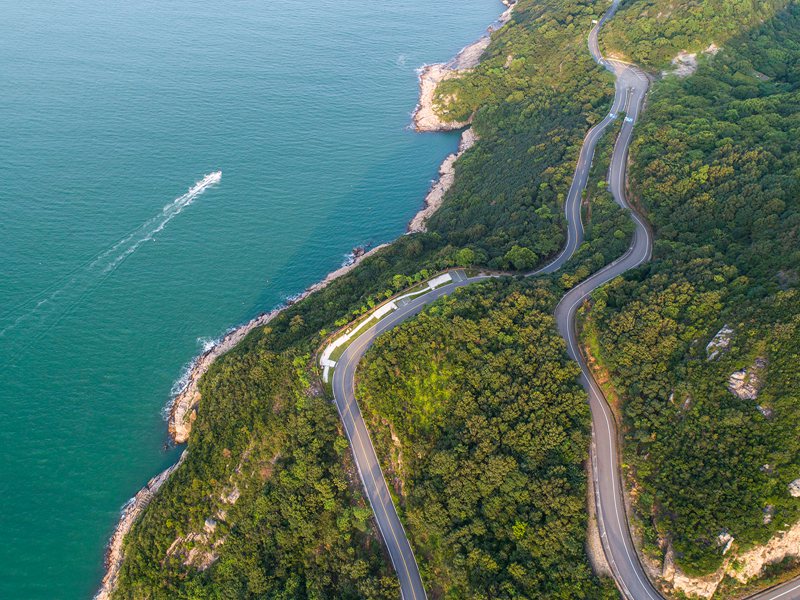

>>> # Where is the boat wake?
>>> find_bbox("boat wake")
[101,171,221,274]
[0,172,222,341]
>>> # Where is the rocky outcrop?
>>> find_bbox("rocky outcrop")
[95,451,187,600]
[662,544,730,599]
[413,64,471,132]
[98,243,390,596]
[408,128,478,232]
[728,357,767,402]
[730,520,800,583]
[706,324,733,360]
[664,50,699,78]
[166,516,225,573]
[412,1,516,132]
[663,44,721,78]
[660,519,800,598]
[790,478,800,498]
[168,309,282,443]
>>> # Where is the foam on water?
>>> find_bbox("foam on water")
[102,172,222,274]
[0,173,221,340]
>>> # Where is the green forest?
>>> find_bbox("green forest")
[112,0,800,596]
[602,0,789,67]
[115,344,399,599]
[585,1,800,577]
[356,280,617,599]
[426,0,615,270]
[112,0,625,597]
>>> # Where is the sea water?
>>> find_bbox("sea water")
[0,0,503,597]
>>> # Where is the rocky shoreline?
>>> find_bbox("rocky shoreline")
[95,451,186,600]
[167,243,390,443]
[408,128,478,233]
[96,3,517,597]
[408,0,516,231]
[412,0,516,132]
[95,244,388,599]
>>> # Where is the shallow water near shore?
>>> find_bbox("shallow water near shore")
[0,0,503,597]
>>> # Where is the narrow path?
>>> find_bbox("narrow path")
[325,2,800,598]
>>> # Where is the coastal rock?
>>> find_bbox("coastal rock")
[412,1,516,132]
[413,64,470,132]
[167,243,389,443]
[168,309,281,443]
[94,451,187,600]
[408,128,478,233]
[727,357,767,402]
[706,324,733,360]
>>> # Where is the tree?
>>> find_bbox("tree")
[505,245,539,270]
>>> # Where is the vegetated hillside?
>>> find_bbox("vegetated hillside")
[115,345,399,599]
[602,0,788,68]
[356,280,618,599]
[110,0,626,595]
[426,0,614,270]
[584,3,800,578]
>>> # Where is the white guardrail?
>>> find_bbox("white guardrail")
[319,272,455,382]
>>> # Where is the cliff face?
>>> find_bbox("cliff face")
[659,521,800,598]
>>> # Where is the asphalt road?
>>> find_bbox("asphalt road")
[331,271,487,600]
[328,1,800,598]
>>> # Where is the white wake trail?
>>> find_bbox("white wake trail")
[103,171,222,273]
[1,172,222,339]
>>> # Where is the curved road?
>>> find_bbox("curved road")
[327,2,800,599]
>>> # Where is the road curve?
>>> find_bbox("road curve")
[327,2,800,598]
[331,271,487,600]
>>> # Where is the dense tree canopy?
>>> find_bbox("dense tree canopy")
[426,0,615,270]
[115,344,398,599]
[357,280,617,599]
[585,3,800,576]
[602,0,789,68]
[112,1,625,596]
[111,0,800,595]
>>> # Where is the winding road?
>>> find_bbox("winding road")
[325,2,800,599]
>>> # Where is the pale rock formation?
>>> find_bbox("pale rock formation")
[728,357,767,402]
[413,64,470,132]
[662,543,729,599]
[729,520,800,583]
[790,478,800,498]
[412,1,516,132]
[718,530,734,555]
[706,324,733,360]
[661,519,800,597]
[408,128,478,233]
[763,505,775,525]
[663,43,721,78]
[663,51,698,78]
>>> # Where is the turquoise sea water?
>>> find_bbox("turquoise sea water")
[0,0,503,597]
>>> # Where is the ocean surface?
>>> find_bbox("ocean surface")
[0,0,503,597]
